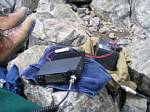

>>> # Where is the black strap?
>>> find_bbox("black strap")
[12,0,16,12]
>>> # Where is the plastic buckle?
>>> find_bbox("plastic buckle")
[0,79,6,88]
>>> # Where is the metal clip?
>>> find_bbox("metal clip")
[0,79,6,88]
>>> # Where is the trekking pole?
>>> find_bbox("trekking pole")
[121,85,150,102]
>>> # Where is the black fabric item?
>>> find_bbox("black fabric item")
[95,47,119,71]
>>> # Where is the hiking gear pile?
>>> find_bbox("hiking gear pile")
[22,45,112,96]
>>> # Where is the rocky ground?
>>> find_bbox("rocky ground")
[9,0,150,112]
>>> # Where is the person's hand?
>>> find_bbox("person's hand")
[0,7,29,30]
[0,15,35,65]
[0,32,13,49]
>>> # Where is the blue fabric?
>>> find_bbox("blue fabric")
[0,65,22,94]
[22,45,112,96]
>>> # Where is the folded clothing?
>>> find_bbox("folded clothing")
[0,65,23,95]
[22,45,112,96]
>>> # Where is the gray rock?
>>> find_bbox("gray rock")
[53,88,119,112]
[91,0,131,25]
[32,18,87,47]
[28,35,50,47]
[15,0,65,13]
[21,0,40,11]
[67,0,92,4]
[99,27,108,34]
[127,38,150,76]
[90,0,150,34]
[30,0,87,46]
[90,11,96,18]
[77,8,88,14]
[36,0,82,23]
[89,17,100,27]
[70,4,78,12]
[79,13,86,18]
[8,45,47,71]
[24,84,119,112]
[85,9,90,15]
[82,15,91,21]
[84,20,89,26]
[50,4,83,23]
[35,0,53,13]
[132,0,150,31]
[109,33,115,39]
[121,93,147,112]
[23,80,53,106]
[89,26,98,32]
[77,7,90,15]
